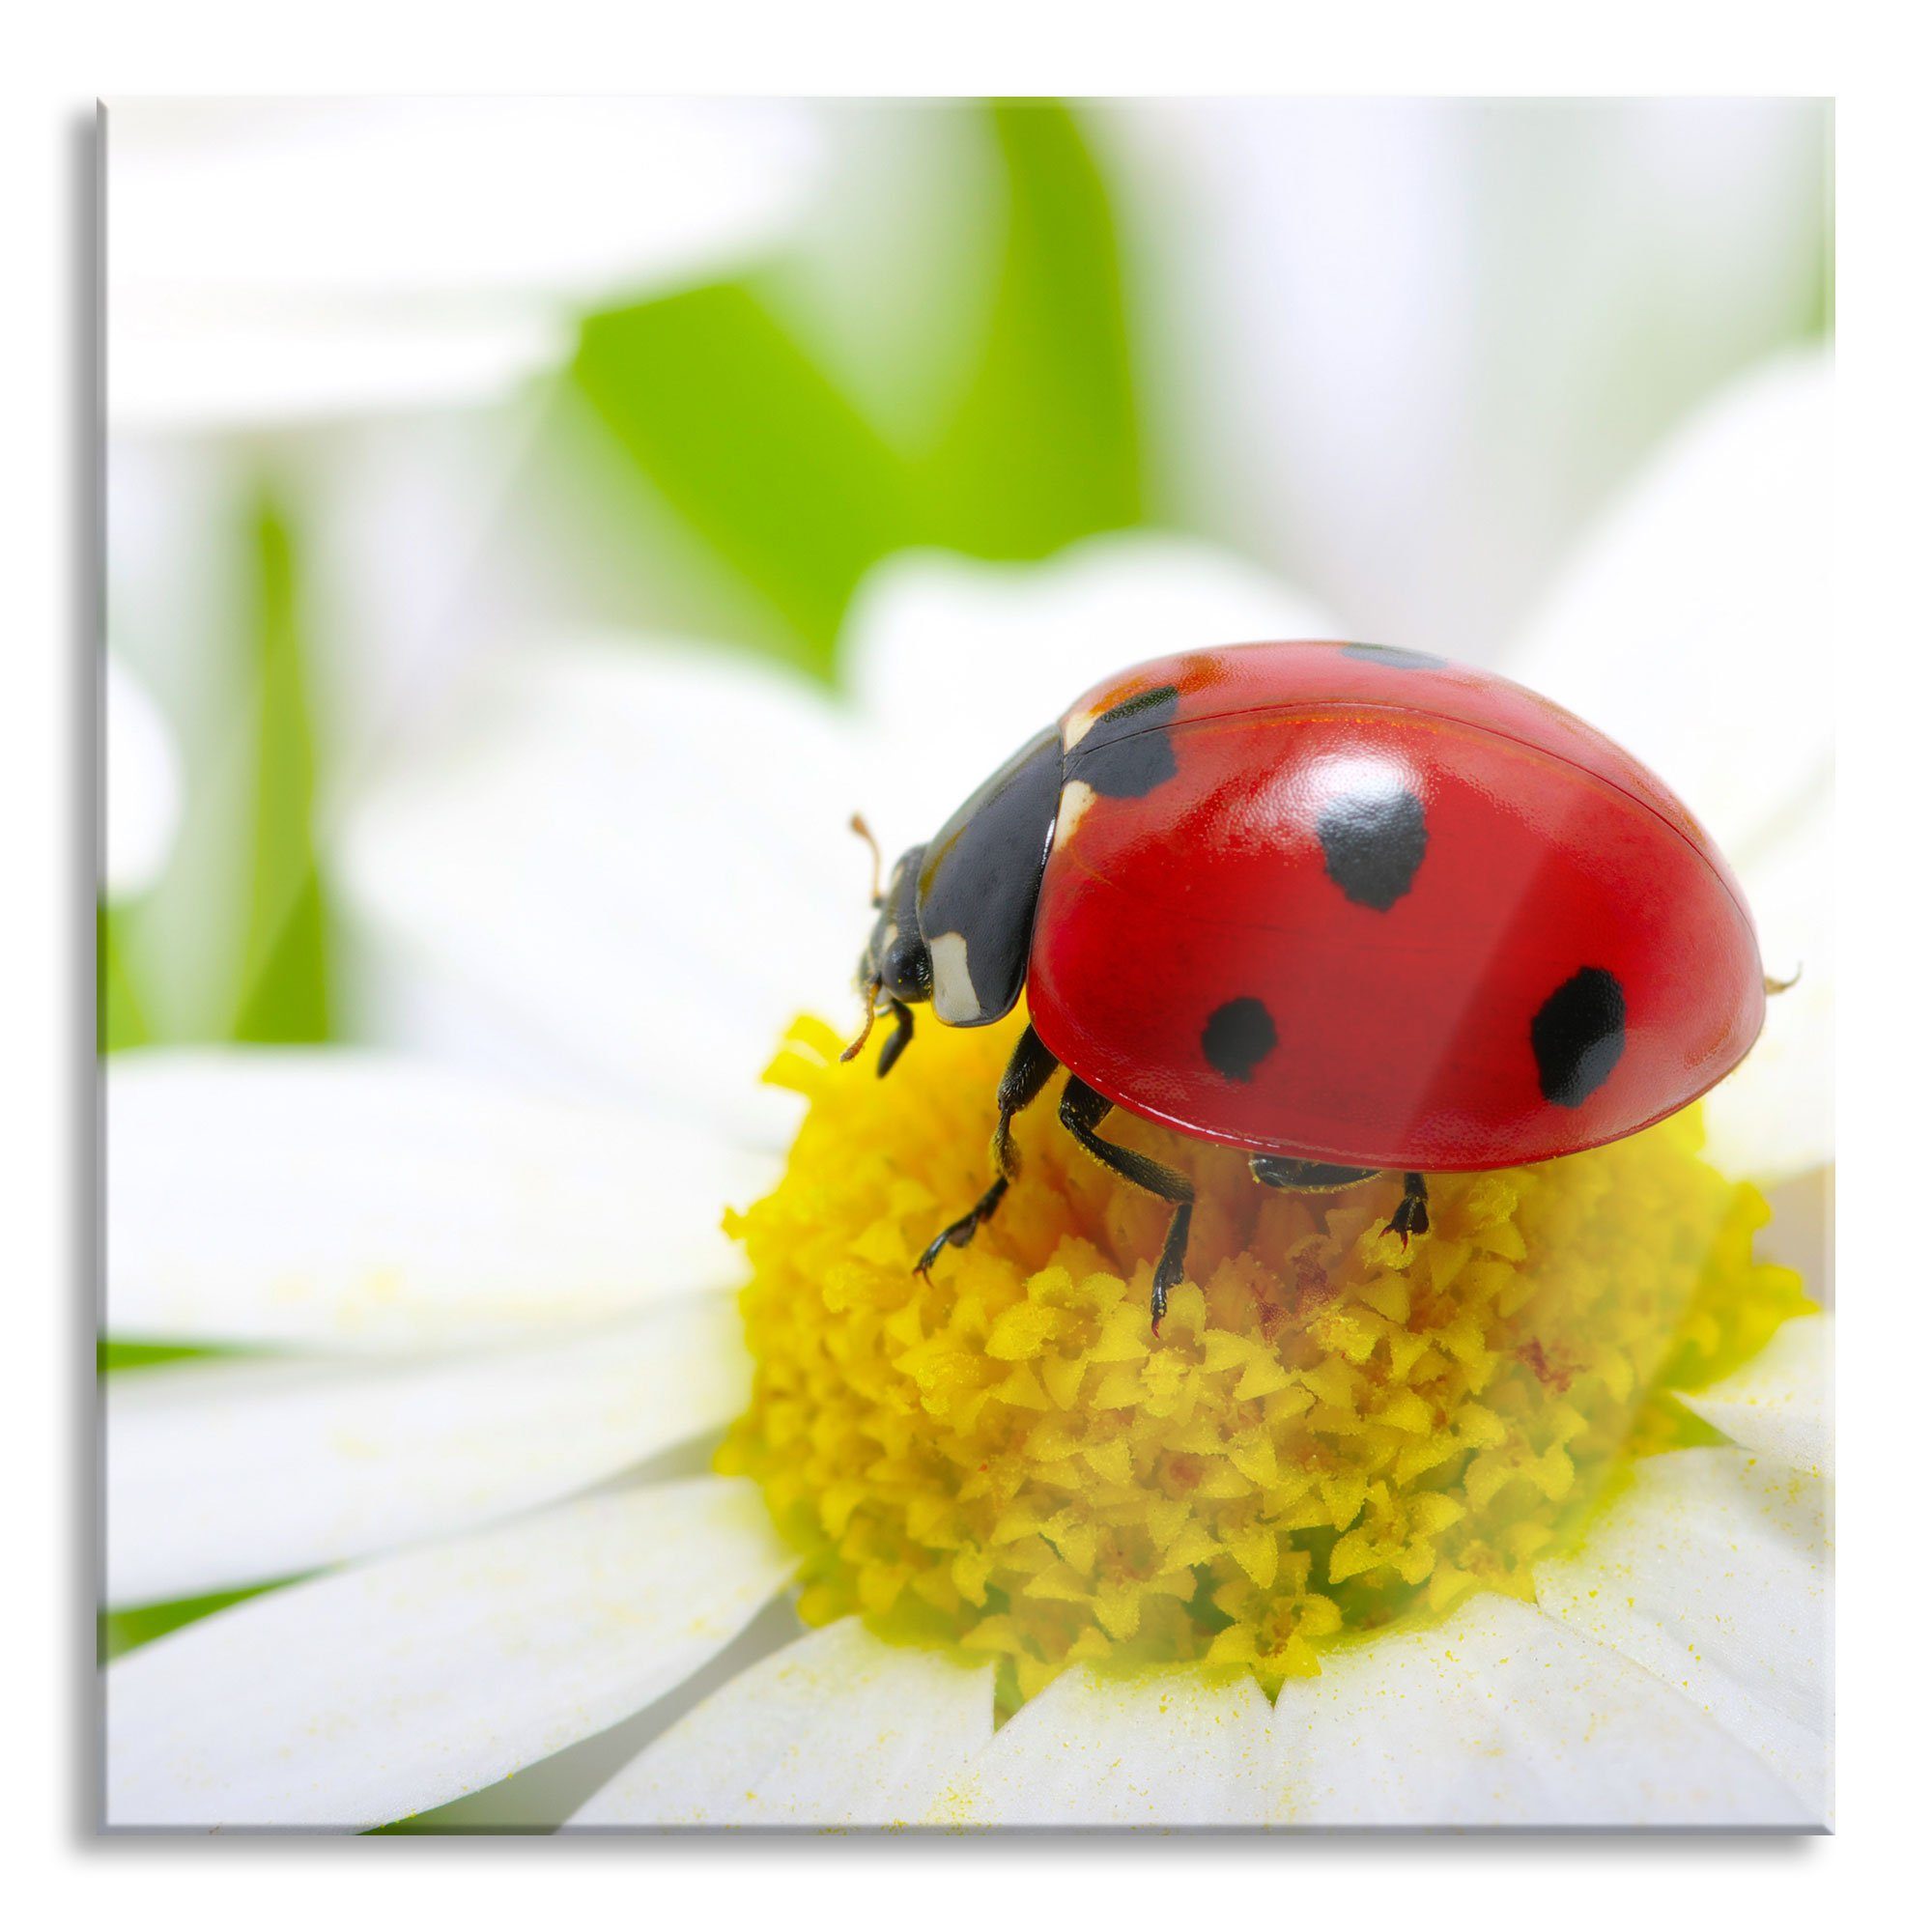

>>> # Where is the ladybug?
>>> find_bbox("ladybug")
[847,640,1765,1330]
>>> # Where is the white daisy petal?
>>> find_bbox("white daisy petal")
[108,99,822,428]
[1678,1316,1831,1481]
[843,532,1338,841]
[110,99,818,307]
[1754,1167,1833,1308]
[1703,784,1834,1182]
[1109,99,1828,665]
[925,1665,1279,1828]
[107,1051,771,1351]
[339,639,862,1146]
[569,1617,993,1828]
[1505,348,1831,862]
[1534,1445,1831,1826]
[109,303,570,435]
[107,1293,749,1606]
[105,1477,794,1830]
[1270,1590,1811,1826]
[103,655,183,900]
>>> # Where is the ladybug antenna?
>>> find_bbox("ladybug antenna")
[841,978,883,1063]
[1765,965,1804,997]
[850,812,884,907]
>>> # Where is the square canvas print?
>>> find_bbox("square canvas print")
[99,96,1833,1833]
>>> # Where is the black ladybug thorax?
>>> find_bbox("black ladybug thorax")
[913,724,1063,1027]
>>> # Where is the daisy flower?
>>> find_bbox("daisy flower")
[101,346,1832,1831]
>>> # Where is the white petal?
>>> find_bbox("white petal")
[110,99,817,305]
[1109,99,1829,662]
[845,533,1338,842]
[1505,349,1832,864]
[340,639,863,1147]
[107,99,821,426]
[1754,1166,1833,1303]
[107,1050,773,1350]
[1678,1316,1832,1481]
[103,656,183,900]
[106,1293,749,1605]
[1703,784,1834,1182]
[926,1665,1279,1827]
[570,1617,993,1828]
[1535,1446,1832,1826]
[109,301,567,434]
[1270,1590,1811,1826]
[105,1477,793,1830]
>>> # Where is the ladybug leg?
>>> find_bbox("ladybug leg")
[875,999,916,1078]
[914,1025,1060,1278]
[1058,1076,1194,1335]
[986,1024,1061,1181]
[1389,1172,1431,1245]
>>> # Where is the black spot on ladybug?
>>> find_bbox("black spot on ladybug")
[1317,785,1429,911]
[1069,685,1179,799]
[1096,684,1181,728]
[1201,997,1278,1083]
[1079,734,1176,799]
[1340,642,1449,671]
[1531,967,1627,1107]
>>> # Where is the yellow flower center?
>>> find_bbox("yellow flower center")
[718,1009,1809,1714]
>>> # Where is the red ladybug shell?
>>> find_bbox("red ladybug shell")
[1024,641,1764,1172]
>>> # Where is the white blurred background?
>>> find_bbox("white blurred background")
[102,97,1832,1069]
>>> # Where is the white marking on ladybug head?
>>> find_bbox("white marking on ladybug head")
[1062,707,1101,753]
[1052,778,1096,851]
[928,930,981,1025]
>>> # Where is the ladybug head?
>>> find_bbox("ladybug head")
[862,845,934,1007]
[840,724,1064,1074]
[842,840,931,1075]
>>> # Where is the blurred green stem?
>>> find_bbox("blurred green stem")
[232,488,332,1044]
[917,100,1142,554]
[98,902,148,1051]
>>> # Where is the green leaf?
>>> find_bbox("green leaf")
[918,100,1142,554]
[99,1580,287,1663]
[568,100,1144,679]
[231,490,332,1043]
[98,902,149,1052]
[98,1339,240,1374]
[573,286,911,679]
